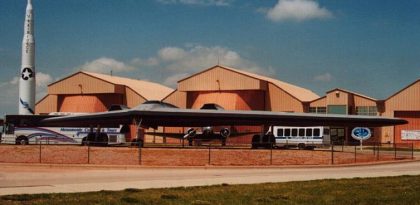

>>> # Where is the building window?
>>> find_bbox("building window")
[327,105,347,115]
[356,106,377,116]
[309,107,327,114]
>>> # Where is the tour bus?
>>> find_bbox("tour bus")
[270,126,330,149]
[0,114,126,146]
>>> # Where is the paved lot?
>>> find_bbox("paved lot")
[1,161,420,196]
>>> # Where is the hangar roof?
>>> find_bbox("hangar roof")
[385,78,420,101]
[82,71,174,100]
[327,88,377,101]
[179,65,319,102]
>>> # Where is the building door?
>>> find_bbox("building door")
[330,128,345,145]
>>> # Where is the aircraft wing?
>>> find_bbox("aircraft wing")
[39,102,407,128]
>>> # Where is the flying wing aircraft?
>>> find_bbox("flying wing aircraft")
[39,101,407,146]
[40,101,407,127]
[144,103,260,146]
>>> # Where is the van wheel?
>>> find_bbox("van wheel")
[16,136,29,145]
[251,135,261,149]
[298,143,305,150]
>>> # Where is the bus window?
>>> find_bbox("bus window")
[285,129,291,138]
[306,128,312,136]
[291,128,298,137]
[298,128,305,137]
[277,129,283,137]
[313,128,320,137]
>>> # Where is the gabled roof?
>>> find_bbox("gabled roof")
[179,65,319,102]
[82,71,174,100]
[385,78,420,101]
[80,71,173,100]
[327,88,377,101]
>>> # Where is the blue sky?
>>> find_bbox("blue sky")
[0,0,419,114]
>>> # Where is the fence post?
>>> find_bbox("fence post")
[87,141,90,164]
[138,142,142,165]
[331,144,334,165]
[394,143,397,160]
[270,142,273,165]
[39,140,42,163]
[354,145,356,163]
[208,145,211,165]
[412,143,414,160]
[376,143,380,161]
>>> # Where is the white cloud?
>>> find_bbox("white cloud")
[155,45,275,86]
[313,72,333,82]
[163,73,190,87]
[158,47,187,61]
[130,57,159,67]
[0,72,53,114]
[35,72,53,99]
[266,0,333,22]
[157,0,232,6]
[77,57,135,74]
[71,45,274,88]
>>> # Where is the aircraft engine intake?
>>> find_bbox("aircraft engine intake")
[186,128,196,137]
[202,126,213,135]
[220,128,231,138]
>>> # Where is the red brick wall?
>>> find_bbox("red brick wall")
[0,145,409,166]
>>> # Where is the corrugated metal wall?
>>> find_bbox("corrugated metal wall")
[266,83,304,112]
[178,67,263,91]
[187,90,265,110]
[163,90,187,108]
[125,87,146,108]
[58,94,123,112]
[394,111,420,147]
[383,81,420,145]
[35,95,58,114]
[327,90,349,105]
[49,73,119,95]
[309,97,326,107]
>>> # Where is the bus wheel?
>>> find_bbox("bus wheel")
[16,136,29,145]
[298,143,306,150]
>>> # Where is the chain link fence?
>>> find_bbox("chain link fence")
[0,140,415,166]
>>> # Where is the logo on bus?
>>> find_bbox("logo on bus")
[351,127,371,141]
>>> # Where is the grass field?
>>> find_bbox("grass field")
[1,175,420,205]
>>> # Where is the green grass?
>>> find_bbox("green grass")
[2,175,420,205]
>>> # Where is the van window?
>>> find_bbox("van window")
[291,128,298,137]
[284,129,290,136]
[277,129,283,137]
[298,128,305,137]
[314,128,320,137]
[306,129,312,136]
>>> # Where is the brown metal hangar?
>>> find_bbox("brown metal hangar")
[162,65,320,144]
[35,71,174,140]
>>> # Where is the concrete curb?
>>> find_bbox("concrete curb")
[1,158,419,170]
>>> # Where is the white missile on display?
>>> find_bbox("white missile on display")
[19,0,36,114]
